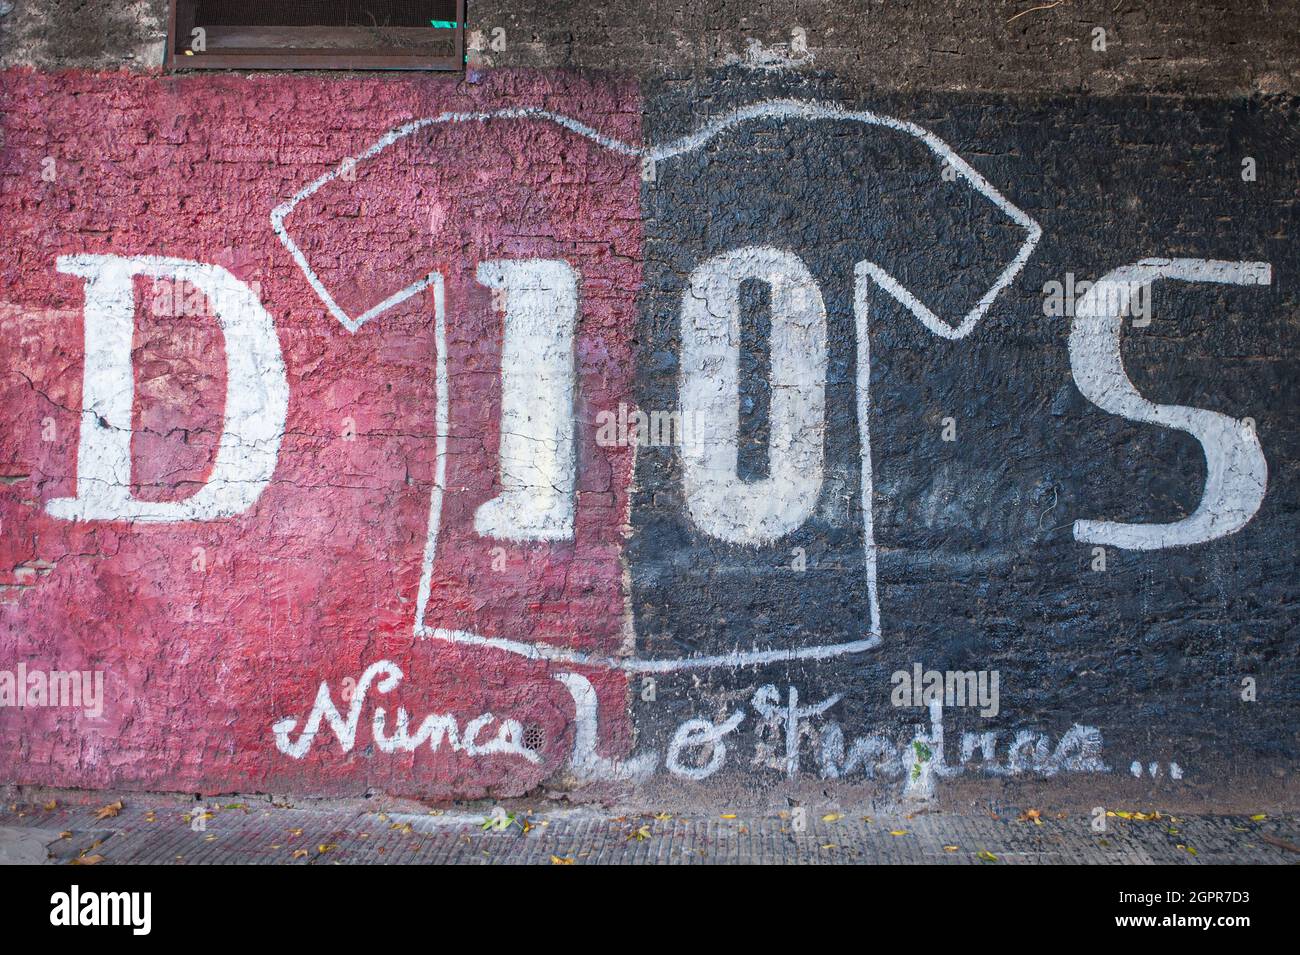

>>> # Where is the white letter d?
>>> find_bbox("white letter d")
[47,255,288,522]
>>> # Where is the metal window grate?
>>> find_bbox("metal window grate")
[167,0,464,70]
[522,725,547,753]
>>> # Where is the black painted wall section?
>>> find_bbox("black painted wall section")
[628,71,1298,787]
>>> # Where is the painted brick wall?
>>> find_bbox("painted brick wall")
[0,3,1297,806]
[0,70,646,798]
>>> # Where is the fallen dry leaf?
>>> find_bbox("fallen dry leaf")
[822,812,844,823]
[291,849,309,859]
[43,800,57,811]
[71,854,104,866]
[93,801,123,820]
[977,850,998,863]
[550,855,575,865]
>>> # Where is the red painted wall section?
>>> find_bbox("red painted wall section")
[0,69,643,798]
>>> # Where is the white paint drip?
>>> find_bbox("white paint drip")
[723,37,817,72]
[902,700,945,799]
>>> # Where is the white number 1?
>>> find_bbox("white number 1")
[473,259,579,541]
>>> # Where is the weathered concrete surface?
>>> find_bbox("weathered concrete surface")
[467,0,1300,97]
[0,0,167,70]
[1,794,1297,864]
[1,1,1297,97]
[0,824,58,863]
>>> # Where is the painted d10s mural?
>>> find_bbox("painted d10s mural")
[0,69,1294,799]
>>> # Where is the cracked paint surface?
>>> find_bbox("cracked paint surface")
[0,67,1296,800]
[0,69,641,797]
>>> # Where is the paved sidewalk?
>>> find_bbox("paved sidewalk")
[2,797,1298,864]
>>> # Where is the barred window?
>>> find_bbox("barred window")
[167,0,464,70]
